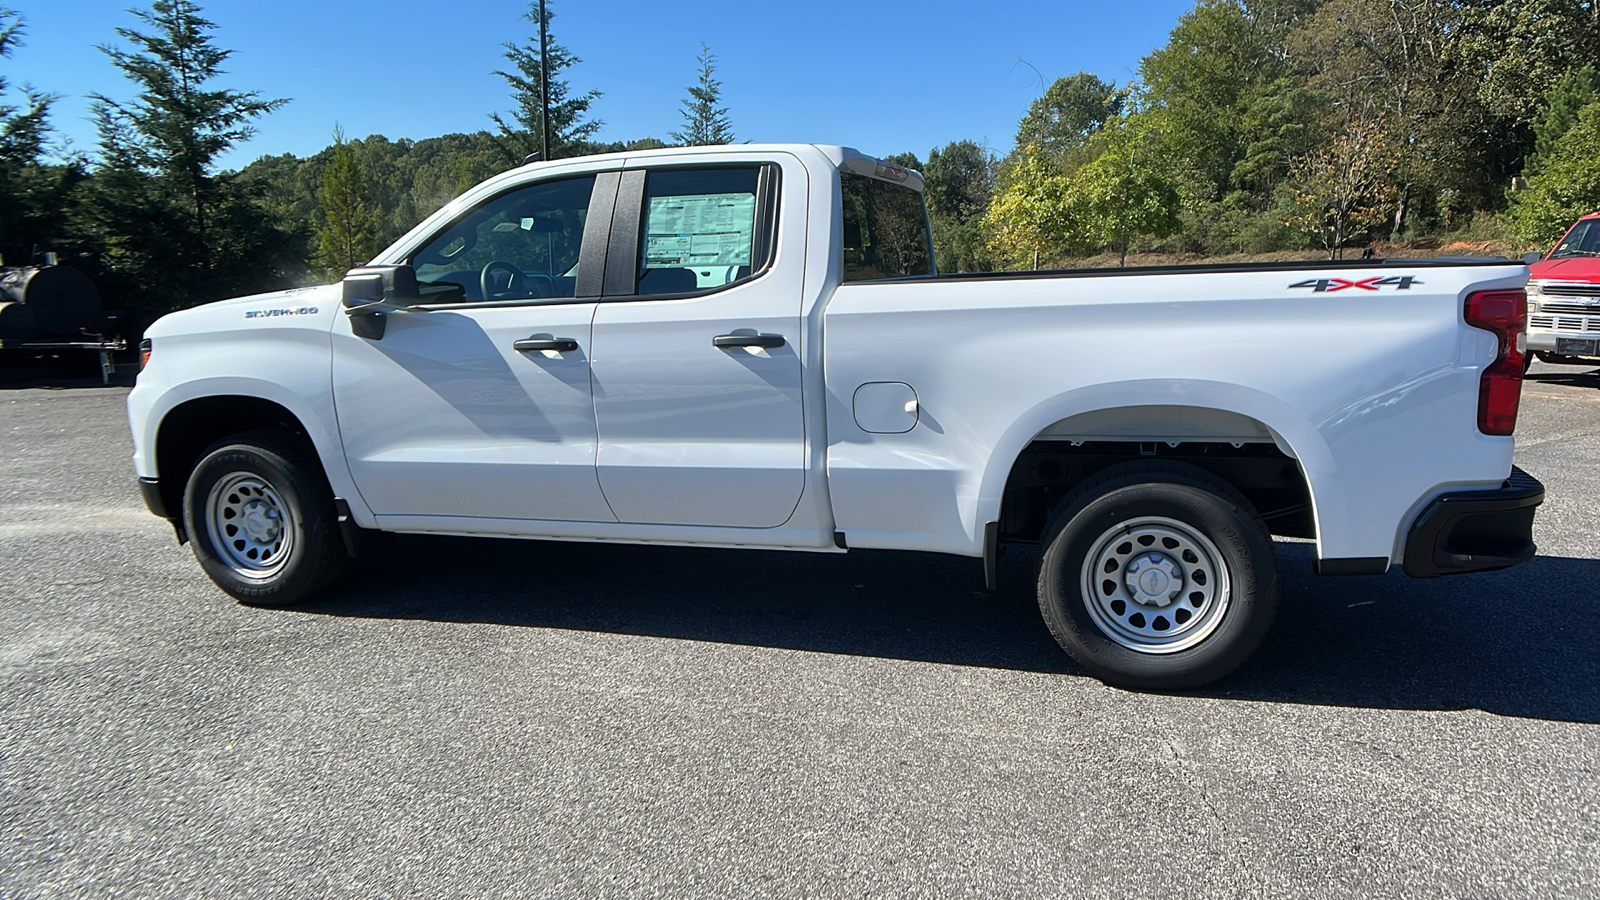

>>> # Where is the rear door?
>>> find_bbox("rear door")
[588,154,807,527]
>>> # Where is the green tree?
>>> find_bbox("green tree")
[91,0,284,265]
[983,143,1074,269]
[490,1,602,162]
[1014,72,1123,163]
[1527,65,1599,176]
[882,151,922,171]
[0,6,74,267]
[1059,115,1184,266]
[1288,0,1491,239]
[671,43,733,146]
[0,8,53,170]
[314,125,376,278]
[923,140,994,273]
[1134,0,1318,252]
[1230,78,1329,197]
[86,0,295,317]
[1455,0,1600,125]
[1138,1,1307,197]
[1511,101,1600,245]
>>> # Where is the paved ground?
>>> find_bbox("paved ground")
[3,362,1598,899]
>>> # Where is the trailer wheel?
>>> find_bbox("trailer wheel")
[181,430,346,607]
[1036,461,1277,690]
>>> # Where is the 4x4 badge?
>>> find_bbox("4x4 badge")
[1289,276,1423,292]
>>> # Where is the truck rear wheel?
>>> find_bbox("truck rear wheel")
[181,430,346,607]
[1036,461,1277,690]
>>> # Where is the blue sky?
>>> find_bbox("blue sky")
[11,0,1196,171]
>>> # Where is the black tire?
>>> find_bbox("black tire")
[181,429,347,607]
[1036,460,1277,690]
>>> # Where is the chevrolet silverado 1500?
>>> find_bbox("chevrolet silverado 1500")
[128,143,1544,688]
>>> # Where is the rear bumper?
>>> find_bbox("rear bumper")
[1403,467,1543,577]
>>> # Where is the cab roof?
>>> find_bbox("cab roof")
[514,143,926,192]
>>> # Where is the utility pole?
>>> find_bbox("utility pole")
[539,0,551,160]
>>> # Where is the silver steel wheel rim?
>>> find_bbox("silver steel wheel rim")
[1080,516,1231,654]
[206,472,293,579]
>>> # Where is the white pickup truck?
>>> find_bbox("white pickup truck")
[128,143,1544,688]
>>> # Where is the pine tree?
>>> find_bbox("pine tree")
[315,125,375,278]
[1513,101,1600,244]
[1527,65,1599,176]
[86,0,293,316]
[0,7,66,266]
[0,8,56,170]
[670,43,733,146]
[490,2,602,162]
[91,1,285,258]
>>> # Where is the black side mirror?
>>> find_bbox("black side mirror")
[1522,251,1543,265]
[341,265,423,340]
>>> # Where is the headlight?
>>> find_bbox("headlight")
[139,338,152,371]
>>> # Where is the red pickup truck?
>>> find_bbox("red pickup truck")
[1528,212,1600,365]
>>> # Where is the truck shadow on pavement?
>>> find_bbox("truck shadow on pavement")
[302,535,1600,724]
[1525,366,1600,389]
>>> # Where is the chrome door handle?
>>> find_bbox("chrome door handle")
[513,337,579,353]
[712,333,785,349]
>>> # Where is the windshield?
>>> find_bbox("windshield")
[1550,219,1600,259]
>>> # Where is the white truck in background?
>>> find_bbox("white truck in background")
[127,143,1544,689]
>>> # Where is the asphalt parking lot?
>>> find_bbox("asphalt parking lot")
[3,362,1598,899]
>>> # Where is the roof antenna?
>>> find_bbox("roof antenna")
[539,0,550,162]
[523,152,544,165]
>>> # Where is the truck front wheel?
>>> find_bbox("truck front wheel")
[1036,461,1277,690]
[181,430,347,607]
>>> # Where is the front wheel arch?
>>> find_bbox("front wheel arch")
[153,395,314,523]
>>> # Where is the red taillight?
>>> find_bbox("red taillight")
[1463,289,1526,436]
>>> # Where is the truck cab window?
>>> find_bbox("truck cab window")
[840,172,933,282]
[410,174,597,302]
[636,166,769,296]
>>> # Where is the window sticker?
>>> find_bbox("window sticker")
[644,193,754,267]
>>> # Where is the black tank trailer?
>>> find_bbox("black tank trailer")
[0,257,126,382]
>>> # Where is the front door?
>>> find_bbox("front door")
[589,158,807,528]
[332,172,617,524]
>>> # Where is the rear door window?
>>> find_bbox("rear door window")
[634,166,774,296]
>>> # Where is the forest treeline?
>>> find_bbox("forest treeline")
[2,0,1599,330]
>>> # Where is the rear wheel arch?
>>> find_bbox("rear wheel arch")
[990,403,1323,546]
